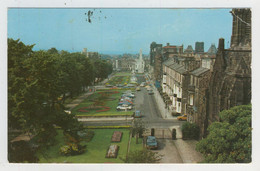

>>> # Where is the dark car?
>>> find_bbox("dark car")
[133,110,142,118]
[146,136,158,149]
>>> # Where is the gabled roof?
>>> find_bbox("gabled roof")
[163,58,175,66]
[207,44,217,54]
[191,67,209,76]
[184,45,194,53]
[168,63,187,74]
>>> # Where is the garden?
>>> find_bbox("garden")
[107,75,131,86]
[72,89,133,117]
[37,128,143,163]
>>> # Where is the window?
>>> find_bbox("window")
[190,94,194,105]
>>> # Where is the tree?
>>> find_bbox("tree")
[8,39,86,161]
[131,119,146,144]
[122,149,163,163]
[47,47,59,54]
[196,105,252,163]
[181,122,200,140]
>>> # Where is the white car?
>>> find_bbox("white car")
[123,93,135,98]
[117,104,132,111]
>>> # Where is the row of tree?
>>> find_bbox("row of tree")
[8,38,112,162]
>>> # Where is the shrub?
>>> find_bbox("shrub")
[181,122,200,140]
[77,129,95,142]
[60,143,86,156]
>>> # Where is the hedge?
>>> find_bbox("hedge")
[83,125,132,129]
[181,122,200,140]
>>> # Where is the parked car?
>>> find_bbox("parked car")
[146,136,158,149]
[123,93,135,98]
[124,90,134,94]
[177,114,187,121]
[120,96,133,102]
[133,110,142,118]
[136,86,141,91]
[117,104,132,111]
[118,101,132,106]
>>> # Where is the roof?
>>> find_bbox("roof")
[162,58,175,66]
[207,44,217,54]
[168,63,187,74]
[184,45,194,53]
[191,67,210,76]
[163,46,177,49]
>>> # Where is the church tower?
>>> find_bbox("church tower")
[139,49,143,60]
[230,8,251,47]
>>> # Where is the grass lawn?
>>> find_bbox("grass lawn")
[37,129,133,163]
[107,76,131,86]
[72,89,134,117]
[114,72,132,76]
[129,136,144,152]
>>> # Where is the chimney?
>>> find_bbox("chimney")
[218,38,225,51]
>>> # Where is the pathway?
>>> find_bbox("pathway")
[65,92,93,110]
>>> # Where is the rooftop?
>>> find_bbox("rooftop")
[168,63,187,74]
[191,67,209,76]
[163,58,175,66]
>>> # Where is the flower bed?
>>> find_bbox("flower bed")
[105,145,119,158]
[98,91,120,95]
[111,131,123,142]
[78,106,111,113]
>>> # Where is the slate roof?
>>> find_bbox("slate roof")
[207,44,217,54]
[184,45,194,53]
[191,67,209,76]
[163,58,175,66]
[168,63,187,74]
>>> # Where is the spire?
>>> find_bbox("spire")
[139,49,143,60]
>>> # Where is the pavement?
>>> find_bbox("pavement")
[65,92,94,110]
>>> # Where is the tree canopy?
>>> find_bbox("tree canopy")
[8,38,113,162]
[196,104,252,163]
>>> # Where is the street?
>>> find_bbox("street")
[80,73,203,163]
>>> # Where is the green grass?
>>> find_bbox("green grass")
[107,76,131,86]
[37,129,132,163]
[114,72,132,76]
[129,136,144,152]
[72,89,135,117]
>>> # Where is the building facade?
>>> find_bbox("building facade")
[187,67,211,138]
[207,8,251,128]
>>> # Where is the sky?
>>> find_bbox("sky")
[8,8,232,55]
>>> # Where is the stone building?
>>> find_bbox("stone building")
[150,42,162,66]
[153,45,163,84]
[184,45,194,54]
[151,42,184,86]
[81,48,101,60]
[207,44,217,55]
[187,67,211,137]
[173,55,200,72]
[115,56,135,71]
[206,8,251,128]
[162,43,183,59]
[195,42,204,53]
[162,58,190,115]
